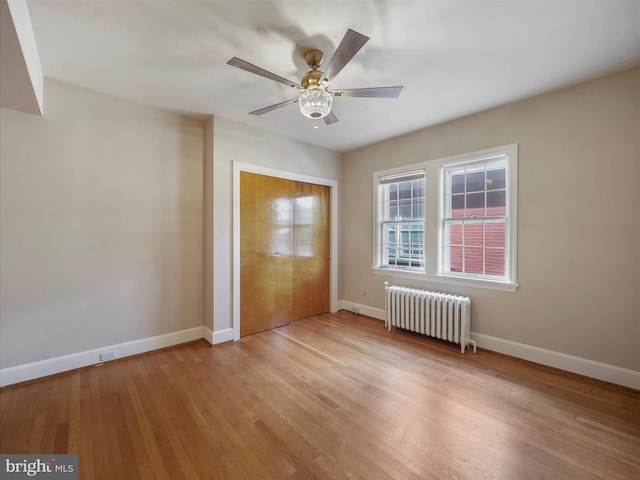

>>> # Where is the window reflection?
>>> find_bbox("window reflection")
[294,195,316,257]
[270,195,318,258]
[271,197,291,255]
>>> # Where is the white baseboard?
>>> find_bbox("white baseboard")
[212,328,235,345]
[471,333,640,390]
[337,300,385,320]
[203,327,214,345]
[0,326,205,387]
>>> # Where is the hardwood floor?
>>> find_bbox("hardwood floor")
[1,311,639,479]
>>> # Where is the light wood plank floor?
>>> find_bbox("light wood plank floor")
[1,311,639,479]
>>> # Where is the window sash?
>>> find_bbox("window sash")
[442,218,508,278]
[380,220,425,270]
[441,157,510,281]
[377,171,425,271]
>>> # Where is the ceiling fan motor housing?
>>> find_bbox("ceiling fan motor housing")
[301,69,324,89]
[302,49,325,89]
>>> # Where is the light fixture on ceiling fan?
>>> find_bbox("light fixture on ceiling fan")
[297,48,333,120]
[227,29,403,126]
[298,88,333,119]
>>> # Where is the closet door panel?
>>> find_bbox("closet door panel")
[240,172,330,337]
[240,172,293,336]
[292,181,330,320]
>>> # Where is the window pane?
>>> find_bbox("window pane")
[487,168,506,190]
[386,224,396,240]
[398,181,412,199]
[389,184,398,200]
[386,247,397,265]
[448,222,463,246]
[449,246,463,272]
[485,248,505,276]
[451,173,465,194]
[464,247,484,274]
[451,194,465,217]
[388,201,398,220]
[410,223,424,244]
[466,171,485,192]
[487,190,506,216]
[465,192,484,217]
[413,179,424,197]
[485,220,505,247]
[464,222,483,247]
[399,199,412,219]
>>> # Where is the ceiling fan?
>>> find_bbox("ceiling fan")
[227,29,403,126]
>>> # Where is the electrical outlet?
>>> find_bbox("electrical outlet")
[100,350,117,362]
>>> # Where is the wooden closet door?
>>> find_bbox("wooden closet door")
[240,172,294,336]
[292,181,330,320]
[240,172,330,337]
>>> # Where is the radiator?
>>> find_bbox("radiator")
[384,282,476,353]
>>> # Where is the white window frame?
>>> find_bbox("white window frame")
[377,170,426,272]
[373,144,518,293]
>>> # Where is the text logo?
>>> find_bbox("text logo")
[0,455,78,479]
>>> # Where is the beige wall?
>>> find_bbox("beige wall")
[0,79,204,368]
[211,117,341,333]
[340,67,640,372]
[2,69,637,382]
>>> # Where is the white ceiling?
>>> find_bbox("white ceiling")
[26,0,640,152]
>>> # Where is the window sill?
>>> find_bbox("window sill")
[371,267,518,293]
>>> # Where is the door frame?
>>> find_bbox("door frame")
[233,161,338,341]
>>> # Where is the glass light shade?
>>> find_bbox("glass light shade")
[298,89,333,119]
